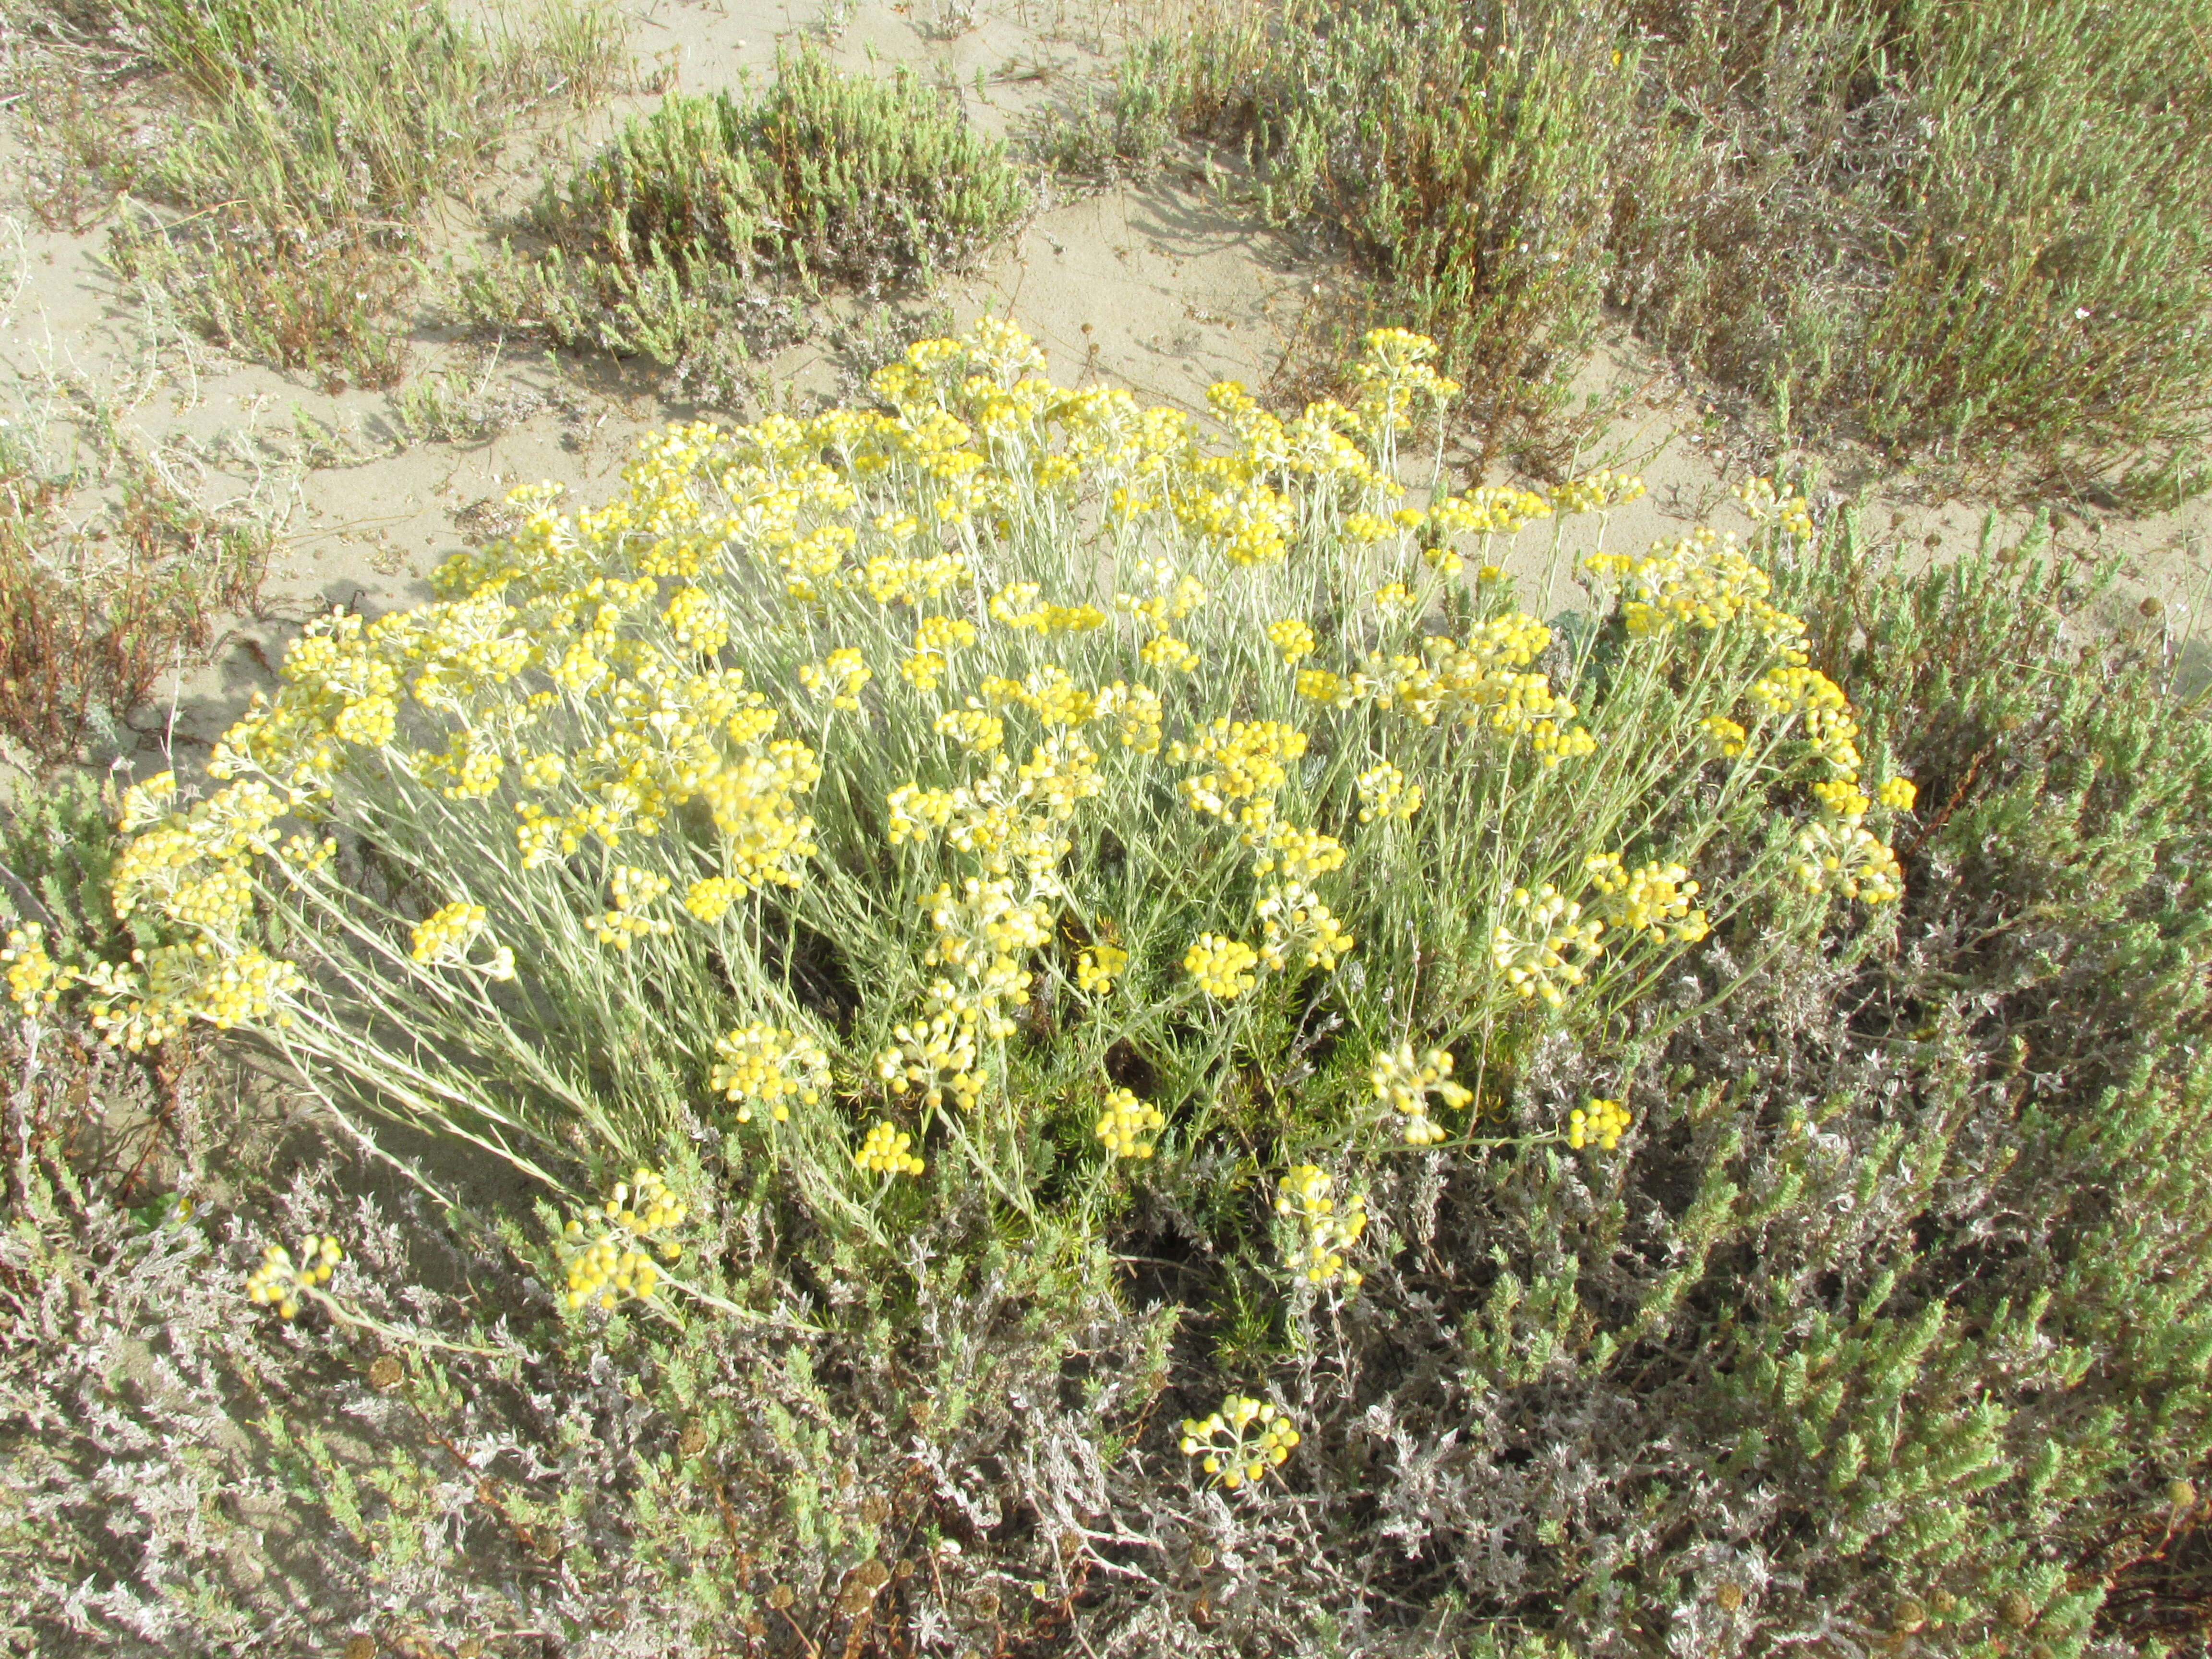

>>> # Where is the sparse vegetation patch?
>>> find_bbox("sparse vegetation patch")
[1057,0,2212,496]
[10,0,625,388]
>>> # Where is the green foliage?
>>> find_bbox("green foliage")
[0,471,270,764]
[1062,0,2212,494]
[460,45,1029,384]
[0,771,138,959]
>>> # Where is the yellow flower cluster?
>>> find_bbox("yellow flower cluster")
[583,866,676,950]
[1349,327,1461,448]
[1179,471,1295,568]
[1875,775,1918,811]
[1075,942,1128,995]
[709,1022,830,1124]
[1746,665,1862,774]
[1549,469,1647,515]
[1092,681,1164,754]
[1583,854,1710,944]
[1173,719,1308,817]
[1179,1395,1300,1491]
[558,1168,686,1311]
[1795,818,1905,903]
[1369,1043,1471,1145]
[1276,1165,1367,1288]
[1733,475,1814,542]
[1184,933,1260,999]
[3,925,60,1013]
[1256,882,1355,973]
[1492,885,1605,1010]
[1354,763,1422,823]
[128,468,842,1025]
[1569,1096,1633,1152]
[110,773,292,932]
[1115,563,1208,634]
[246,1235,342,1319]
[662,583,729,653]
[936,708,1006,754]
[1555,526,1901,909]
[798,647,871,711]
[1248,819,1346,881]
[1701,714,1748,757]
[1586,528,1805,649]
[1137,632,1200,673]
[1267,618,1317,662]
[981,666,1095,726]
[1342,622,1593,762]
[1809,779,1871,822]
[903,614,979,692]
[409,901,516,978]
[81,944,304,1050]
[1095,1086,1166,1158]
[855,1119,926,1177]
[878,875,1053,1111]
[1295,667,1356,709]
[1429,483,1557,541]
[863,547,969,607]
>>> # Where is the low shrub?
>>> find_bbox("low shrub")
[41,322,1898,1239]
[0,334,275,763]
[13,323,2212,1655]
[459,46,1029,398]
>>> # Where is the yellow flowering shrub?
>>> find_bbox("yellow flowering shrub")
[58,320,1897,1271]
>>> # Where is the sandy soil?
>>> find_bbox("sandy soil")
[2,0,2205,793]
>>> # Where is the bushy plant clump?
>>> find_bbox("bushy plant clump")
[0,238,277,763]
[30,322,1902,1242]
[461,47,1030,392]
[8,326,2212,1654]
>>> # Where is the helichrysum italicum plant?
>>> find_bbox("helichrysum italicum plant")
[57,317,1898,1289]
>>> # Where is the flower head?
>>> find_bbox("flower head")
[1179,1394,1300,1491]
[1276,1165,1366,1288]
[1569,1096,1633,1151]
[1095,1087,1166,1159]
[557,1168,688,1311]
[245,1234,343,1320]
